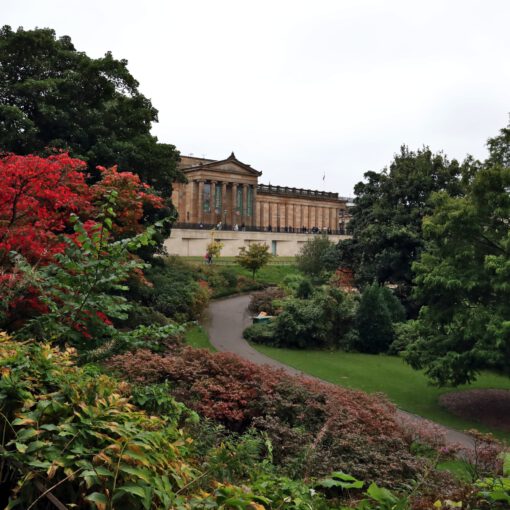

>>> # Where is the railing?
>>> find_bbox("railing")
[256,185,354,203]
[174,222,347,236]
[257,184,342,200]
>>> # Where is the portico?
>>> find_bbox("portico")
[172,153,260,228]
[171,153,350,233]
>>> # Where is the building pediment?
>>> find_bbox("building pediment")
[180,152,262,177]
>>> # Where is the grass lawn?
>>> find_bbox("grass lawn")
[252,345,510,439]
[184,325,216,351]
[226,263,300,286]
[183,256,296,265]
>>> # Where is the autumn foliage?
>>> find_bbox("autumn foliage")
[0,153,91,264]
[108,346,461,497]
[0,152,163,335]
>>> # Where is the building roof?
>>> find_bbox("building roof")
[179,152,262,176]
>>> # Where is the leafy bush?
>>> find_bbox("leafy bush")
[218,267,238,288]
[120,305,172,328]
[269,288,358,349]
[0,333,333,509]
[108,345,463,498]
[126,257,210,323]
[355,283,406,353]
[248,287,286,315]
[296,234,336,278]
[296,278,314,299]
[243,322,278,345]
[0,334,241,509]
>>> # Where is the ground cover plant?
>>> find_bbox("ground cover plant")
[108,346,475,506]
[249,345,510,439]
[0,333,336,510]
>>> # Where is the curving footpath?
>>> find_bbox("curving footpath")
[204,293,475,450]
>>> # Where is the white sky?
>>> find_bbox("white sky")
[3,0,510,196]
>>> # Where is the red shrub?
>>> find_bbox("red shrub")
[108,346,462,497]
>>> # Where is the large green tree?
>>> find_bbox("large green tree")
[0,25,183,193]
[335,146,467,313]
[404,155,510,385]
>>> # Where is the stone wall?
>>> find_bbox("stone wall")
[164,228,350,257]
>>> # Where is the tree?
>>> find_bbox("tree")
[236,243,271,279]
[206,239,224,261]
[296,234,336,278]
[0,153,163,339]
[334,146,467,313]
[355,283,405,354]
[404,160,510,385]
[0,25,183,193]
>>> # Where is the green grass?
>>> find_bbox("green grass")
[436,460,474,482]
[183,256,296,265]
[184,325,216,351]
[252,345,510,439]
[226,264,300,286]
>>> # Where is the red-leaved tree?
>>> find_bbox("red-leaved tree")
[0,153,92,265]
[0,152,163,339]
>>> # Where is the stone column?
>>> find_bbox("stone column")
[211,181,217,223]
[252,185,258,227]
[197,181,204,224]
[242,184,248,225]
[231,183,238,226]
[221,181,227,224]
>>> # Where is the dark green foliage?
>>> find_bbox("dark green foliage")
[125,257,210,323]
[355,283,405,354]
[0,25,183,193]
[243,322,278,346]
[256,288,358,349]
[405,160,510,385]
[335,146,466,311]
[218,267,238,288]
[296,278,314,299]
[120,305,172,328]
[296,234,335,278]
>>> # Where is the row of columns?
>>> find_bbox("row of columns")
[189,180,256,226]
[257,201,340,230]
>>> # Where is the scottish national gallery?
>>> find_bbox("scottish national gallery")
[165,153,351,256]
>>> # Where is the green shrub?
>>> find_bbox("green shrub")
[296,278,314,299]
[296,235,335,278]
[248,287,286,315]
[243,322,278,346]
[272,288,358,349]
[120,305,172,328]
[355,283,405,354]
[218,267,238,288]
[126,257,210,322]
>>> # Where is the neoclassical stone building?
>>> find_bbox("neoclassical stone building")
[165,153,352,257]
[172,153,350,232]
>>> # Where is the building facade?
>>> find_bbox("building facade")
[165,153,352,257]
[171,153,351,232]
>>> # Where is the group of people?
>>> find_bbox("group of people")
[265,225,333,234]
[199,221,332,235]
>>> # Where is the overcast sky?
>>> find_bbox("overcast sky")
[3,0,510,195]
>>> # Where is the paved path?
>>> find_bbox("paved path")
[204,293,475,450]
